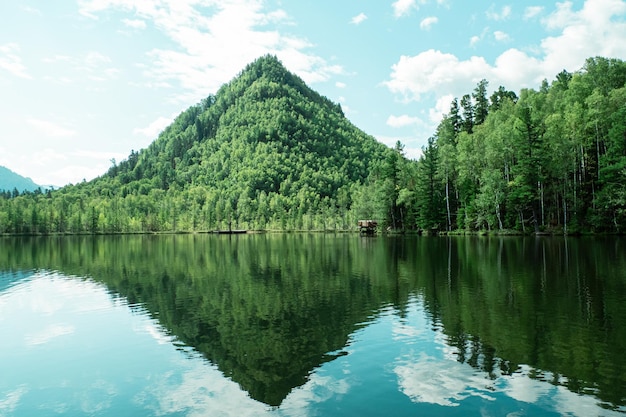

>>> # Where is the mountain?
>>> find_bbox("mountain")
[0,166,40,193]
[13,54,393,233]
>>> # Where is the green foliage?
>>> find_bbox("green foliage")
[415,137,446,230]
[425,56,626,234]
[1,55,389,233]
[4,55,626,235]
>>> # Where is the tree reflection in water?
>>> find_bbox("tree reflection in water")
[1,234,624,410]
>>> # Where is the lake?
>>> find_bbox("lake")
[1,234,625,416]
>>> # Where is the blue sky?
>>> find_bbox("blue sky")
[1,0,625,186]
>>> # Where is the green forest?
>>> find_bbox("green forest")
[1,55,625,234]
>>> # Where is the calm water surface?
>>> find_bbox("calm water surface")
[1,234,625,416]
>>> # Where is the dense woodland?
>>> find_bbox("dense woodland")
[412,56,626,234]
[1,55,625,234]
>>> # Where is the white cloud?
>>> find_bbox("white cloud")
[492,48,543,86]
[469,27,490,48]
[133,116,174,138]
[486,5,512,21]
[41,51,118,84]
[77,0,342,103]
[0,43,31,79]
[540,0,626,76]
[21,6,42,15]
[49,163,111,185]
[430,93,454,123]
[30,148,69,167]
[376,135,412,149]
[43,51,111,71]
[404,146,423,160]
[27,118,76,137]
[524,6,544,20]
[42,76,73,85]
[26,323,75,346]
[420,16,439,30]
[387,114,420,128]
[385,0,626,124]
[384,50,492,101]
[84,51,111,67]
[42,54,72,64]
[351,12,367,25]
[17,148,123,185]
[375,135,423,160]
[122,18,147,29]
[543,1,577,30]
[335,81,346,88]
[393,0,417,18]
[494,30,510,42]
[71,149,127,161]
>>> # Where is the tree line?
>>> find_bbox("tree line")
[1,56,625,234]
[366,56,626,234]
[0,55,390,234]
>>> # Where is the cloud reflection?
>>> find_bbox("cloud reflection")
[25,323,75,346]
[281,372,351,416]
[503,365,625,417]
[1,270,356,417]
[393,317,624,416]
[135,360,272,417]
[395,352,495,406]
[139,323,175,345]
[0,386,28,415]
[134,354,352,417]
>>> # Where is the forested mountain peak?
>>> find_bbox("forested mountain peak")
[222,54,342,114]
[16,55,391,233]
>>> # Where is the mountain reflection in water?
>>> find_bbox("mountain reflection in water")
[0,234,625,416]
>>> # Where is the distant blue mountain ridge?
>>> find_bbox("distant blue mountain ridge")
[0,166,40,193]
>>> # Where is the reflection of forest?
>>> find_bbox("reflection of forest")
[1,235,625,408]
[417,237,626,410]
[0,234,404,406]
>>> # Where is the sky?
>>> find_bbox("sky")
[1,0,626,187]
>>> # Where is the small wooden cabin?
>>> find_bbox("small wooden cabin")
[358,220,378,234]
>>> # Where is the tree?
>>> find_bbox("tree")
[449,97,463,136]
[490,86,518,111]
[473,79,489,126]
[416,137,445,230]
[380,141,406,229]
[436,115,459,231]
[460,94,474,134]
